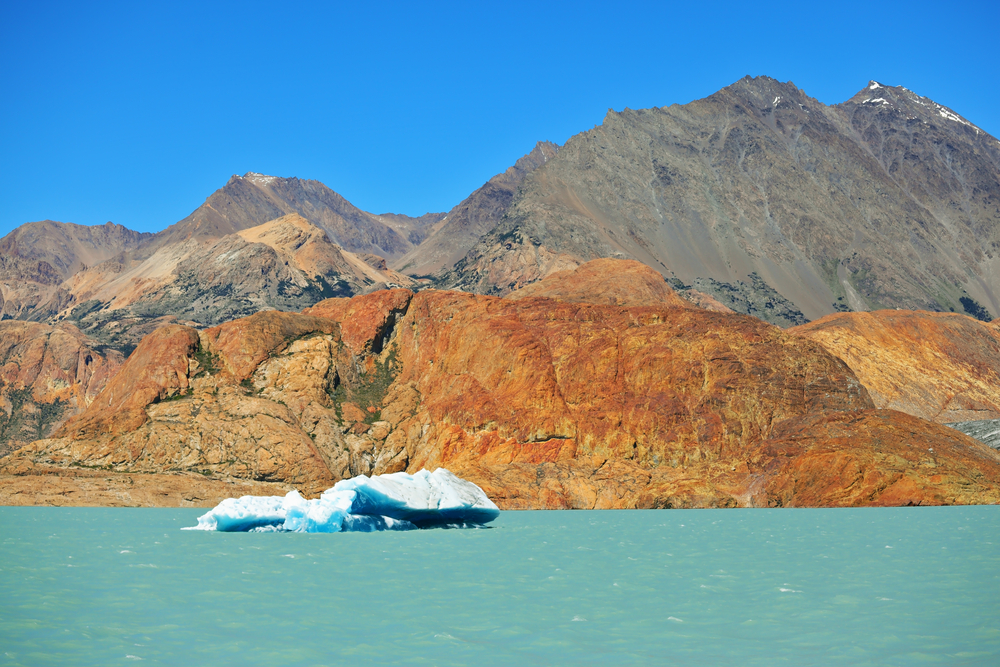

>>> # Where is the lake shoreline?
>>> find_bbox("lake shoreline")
[3,467,998,509]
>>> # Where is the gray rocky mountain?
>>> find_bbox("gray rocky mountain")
[393,141,559,276]
[442,77,1000,325]
[0,142,556,355]
[0,171,448,354]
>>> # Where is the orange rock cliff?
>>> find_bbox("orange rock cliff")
[2,260,999,507]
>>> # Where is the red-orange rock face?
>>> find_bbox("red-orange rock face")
[752,409,1000,506]
[303,288,413,356]
[790,310,1000,422]
[0,321,123,456]
[200,311,340,381]
[391,290,871,474]
[56,324,200,438]
[4,260,1000,507]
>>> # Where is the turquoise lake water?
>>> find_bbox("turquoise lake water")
[1,507,998,666]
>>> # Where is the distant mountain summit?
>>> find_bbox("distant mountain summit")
[147,172,439,260]
[443,76,1000,325]
[844,80,989,135]
[0,170,454,353]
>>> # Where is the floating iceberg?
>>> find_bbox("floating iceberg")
[184,468,500,533]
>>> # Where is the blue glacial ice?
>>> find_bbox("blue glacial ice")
[183,468,500,533]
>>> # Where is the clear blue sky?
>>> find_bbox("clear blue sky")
[1,0,997,238]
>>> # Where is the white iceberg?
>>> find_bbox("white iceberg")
[183,468,500,533]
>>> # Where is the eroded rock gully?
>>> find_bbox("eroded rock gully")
[3,261,999,507]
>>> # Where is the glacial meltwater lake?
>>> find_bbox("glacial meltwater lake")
[1,508,998,666]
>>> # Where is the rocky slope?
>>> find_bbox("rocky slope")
[0,321,124,457]
[4,259,998,507]
[146,172,438,260]
[505,258,690,308]
[946,419,1000,450]
[790,311,1000,423]
[52,215,409,354]
[0,147,546,355]
[0,468,292,507]
[0,220,150,321]
[393,142,559,276]
[443,77,1000,326]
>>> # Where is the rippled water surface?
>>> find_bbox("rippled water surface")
[1,507,998,665]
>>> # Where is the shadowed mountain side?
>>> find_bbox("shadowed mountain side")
[375,211,448,248]
[790,311,1000,423]
[5,259,998,507]
[0,321,124,457]
[0,221,150,321]
[393,142,559,276]
[443,77,1000,326]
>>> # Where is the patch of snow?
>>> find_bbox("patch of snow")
[183,468,500,533]
[869,81,882,90]
[935,105,981,131]
[773,96,781,106]
[242,172,278,186]
[863,98,888,105]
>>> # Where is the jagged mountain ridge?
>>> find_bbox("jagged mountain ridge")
[4,75,999,338]
[443,76,1000,325]
[0,142,558,350]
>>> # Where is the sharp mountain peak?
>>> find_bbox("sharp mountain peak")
[840,80,987,135]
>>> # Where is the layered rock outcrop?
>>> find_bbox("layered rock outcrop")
[5,259,998,507]
[790,311,1000,423]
